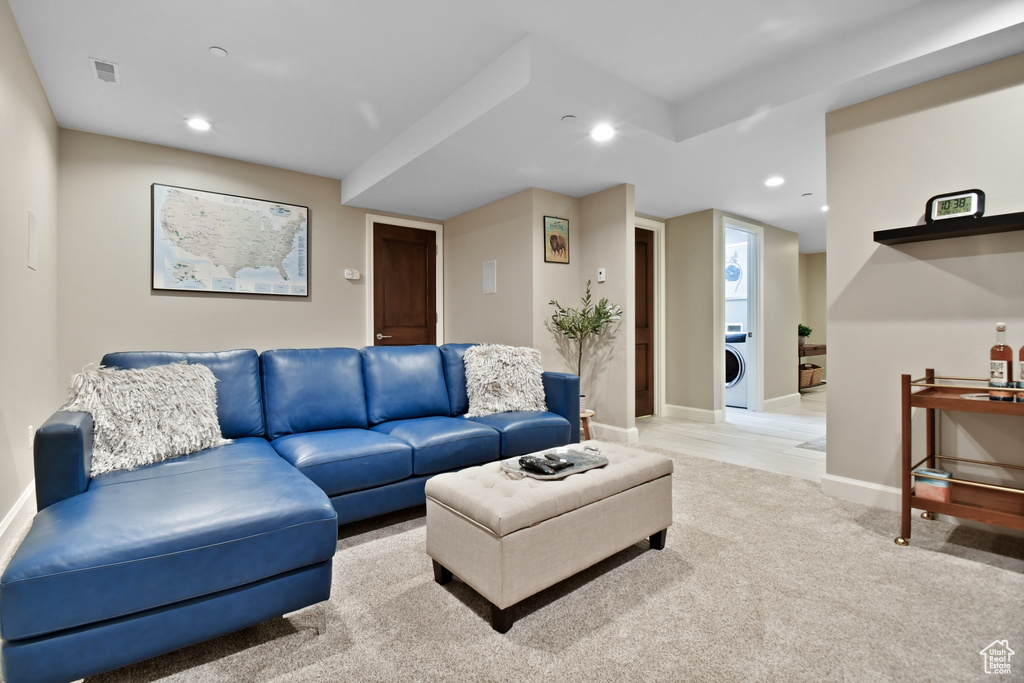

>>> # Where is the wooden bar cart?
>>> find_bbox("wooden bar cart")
[896,369,1024,545]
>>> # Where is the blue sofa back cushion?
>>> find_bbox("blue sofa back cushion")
[360,345,451,425]
[261,348,368,440]
[439,343,475,416]
[100,350,265,439]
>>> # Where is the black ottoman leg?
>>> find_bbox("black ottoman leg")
[649,529,667,550]
[491,603,514,633]
[433,560,452,585]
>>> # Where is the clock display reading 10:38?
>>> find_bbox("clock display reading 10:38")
[925,189,985,223]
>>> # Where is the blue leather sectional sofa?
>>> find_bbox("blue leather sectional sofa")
[0,344,579,683]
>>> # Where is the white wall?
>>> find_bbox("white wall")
[0,0,60,555]
[824,53,1024,507]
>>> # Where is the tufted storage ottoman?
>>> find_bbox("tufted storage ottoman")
[425,442,673,631]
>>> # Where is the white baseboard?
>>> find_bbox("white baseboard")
[1,482,35,566]
[762,392,801,411]
[821,473,1024,538]
[820,473,901,510]
[592,421,639,444]
[663,403,723,424]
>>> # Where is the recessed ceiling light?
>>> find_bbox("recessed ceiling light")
[590,123,615,141]
[209,46,228,57]
[821,205,829,212]
[764,176,785,187]
[187,117,212,131]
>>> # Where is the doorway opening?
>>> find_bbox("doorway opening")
[722,218,762,413]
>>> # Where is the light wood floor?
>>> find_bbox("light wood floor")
[635,387,826,482]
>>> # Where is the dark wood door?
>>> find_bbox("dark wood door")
[373,223,436,346]
[635,228,655,416]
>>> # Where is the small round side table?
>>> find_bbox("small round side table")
[580,409,595,440]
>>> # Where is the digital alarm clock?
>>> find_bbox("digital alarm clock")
[925,189,985,223]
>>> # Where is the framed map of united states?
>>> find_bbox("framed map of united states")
[152,184,309,296]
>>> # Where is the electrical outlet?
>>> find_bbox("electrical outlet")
[28,425,34,451]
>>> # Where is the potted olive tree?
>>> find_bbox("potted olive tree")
[549,280,622,411]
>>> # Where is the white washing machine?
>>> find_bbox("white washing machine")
[725,333,748,408]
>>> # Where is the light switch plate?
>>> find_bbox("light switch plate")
[597,267,606,282]
[482,260,497,294]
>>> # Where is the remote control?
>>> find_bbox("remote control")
[518,456,556,475]
[543,454,574,471]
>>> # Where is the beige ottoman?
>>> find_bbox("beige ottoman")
[425,443,673,632]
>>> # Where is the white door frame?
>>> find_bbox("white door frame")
[721,216,763,412]
[635,216,666,416]
[364,214,445,347]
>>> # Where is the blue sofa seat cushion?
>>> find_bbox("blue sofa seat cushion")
[261,348,368,440]
[101,350,265,439]
[466,411,572,457]
[0,439,337,641]
[271,429,413,497]
[372,416,500,476]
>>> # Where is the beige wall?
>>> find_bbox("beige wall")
[665,210,719,412]
[444,189,534,346]
[579,184,635,437]
[443,187,582,369]
[757,218,801,403]
[799,251,827,379]
[56,130,432,386]
[824,53,1024,501]
[530,189,582,374]
[664,209,800,415]
[0,0,60,547]
[444,184,636,437]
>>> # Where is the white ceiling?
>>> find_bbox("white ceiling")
[10,0,1024,252]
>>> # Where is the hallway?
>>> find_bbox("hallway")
[635,388,826,482]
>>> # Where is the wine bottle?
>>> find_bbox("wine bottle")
[1019,343,1024,403]
[989,322,1013,401]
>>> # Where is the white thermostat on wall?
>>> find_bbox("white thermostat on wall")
[344,269,360,280]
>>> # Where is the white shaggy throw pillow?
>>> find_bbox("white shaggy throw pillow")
[463,345,547,417]
[63,362,231,476]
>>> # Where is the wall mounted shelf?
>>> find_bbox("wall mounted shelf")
[873,211,1024,245]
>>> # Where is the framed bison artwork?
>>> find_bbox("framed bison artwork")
[544,216,570,264]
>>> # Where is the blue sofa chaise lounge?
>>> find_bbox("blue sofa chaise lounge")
[0,343,578,682]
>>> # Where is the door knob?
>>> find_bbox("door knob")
[375,333,393,340]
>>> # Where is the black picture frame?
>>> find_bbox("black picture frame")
[152,183,309,296]
[544,216,569,264]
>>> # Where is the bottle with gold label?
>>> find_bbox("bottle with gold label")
[989,322,1013,401]
[1019,344,1024,403]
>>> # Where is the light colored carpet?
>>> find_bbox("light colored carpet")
[12,443,1023,682]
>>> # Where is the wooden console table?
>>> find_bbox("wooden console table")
[798,343,826,391]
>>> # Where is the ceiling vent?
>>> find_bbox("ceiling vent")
[90,58,119,84]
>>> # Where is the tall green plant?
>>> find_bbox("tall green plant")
[549,280,622,379]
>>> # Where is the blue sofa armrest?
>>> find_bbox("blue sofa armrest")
[34,410,93,511]
[542,372,580,444]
